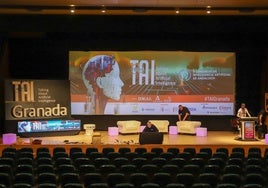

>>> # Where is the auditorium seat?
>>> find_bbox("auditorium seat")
[223,165,241,175]
[175,173,195,187]
[38,183,58,188]
[63,183,84,188]
[14,172,34,186]
[129,173,149,187]
[221,173,241,188]
[141,183,161,188]
[37,164,55,174]
[13,183,32,188]
[114,183,134,188]
[113,157,129,167]
[88,183,109,188]
[191,183,212,188]
[165,183,186,188]
[152,172,172,187]
[166,147,180,155]
[118,147,131,155]
[0,173,12,187]
[106,173,126,187]
[244,173,265,186]
[60,173,81,187]
[198,173,218,188]
[151,157,167,167]
[37,172,57,185]
[83,173,104,187]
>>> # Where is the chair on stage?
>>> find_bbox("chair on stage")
[177,121,201,134]
[117,120,141,134]
[148,120,169,133]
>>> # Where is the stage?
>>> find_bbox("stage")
[1,131,268,157]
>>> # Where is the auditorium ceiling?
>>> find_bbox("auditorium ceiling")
[0,0,268,16]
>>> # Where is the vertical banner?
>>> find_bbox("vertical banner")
[5,79,71,120]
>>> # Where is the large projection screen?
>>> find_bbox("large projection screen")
[69,51,235,115]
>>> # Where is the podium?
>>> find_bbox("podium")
[239,117,258,141]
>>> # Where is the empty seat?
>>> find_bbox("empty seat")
[60,173,81,187]
[106,152,121,160]
[37,147,50,154]
[37,172,57,185]
[85,147,99,156]
[14,172,34,186]
[198,173,218,188]
[223,165,241,175]
[53,147,66,155]
[151,157,167,167]
[152,172,172,187]
[94,157,110,168]
[151,148,164,155]
[36,157,53,166]
[118,147,131,155]
[221,173,241,187]
[84,173,103,187]
[102,147,115,156]
[106,173,126,187]
[57,164,76,175]
[16,164,33,174]
[175,173,195,187]
[0,173,12,187]
[74,157,93,168]
[37,164,55,174]
[167,148,180,156]
[199,148,212,158]
[244,173,265,186]
[129,173,149,187]
[113,157,129,167]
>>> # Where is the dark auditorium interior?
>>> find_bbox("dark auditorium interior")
[1,1,268,188]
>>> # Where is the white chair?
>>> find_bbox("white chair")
[149,120,169,133]
[176,121,201,134]
[117,120,141,134]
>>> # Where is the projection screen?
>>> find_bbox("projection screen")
[69,51,235,115]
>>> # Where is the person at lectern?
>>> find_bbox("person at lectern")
[142,121,159,132]
[178,105,191,121]
[236,103,251,118]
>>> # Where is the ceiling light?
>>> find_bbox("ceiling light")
[206,6,211,14]
[175,8,180,14]
[101,6,106,13]
[70,5,75,14]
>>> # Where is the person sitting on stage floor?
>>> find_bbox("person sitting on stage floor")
[142,121,159,132]
[178,105,191,121]
[236,103,251,118]
[256,109,268,139]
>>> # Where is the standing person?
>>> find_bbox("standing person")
[178,105,191,121]
[256,109,268,139]
[236,103,251,118]
[142,121,159,132]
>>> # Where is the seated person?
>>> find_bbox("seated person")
[142,121,159,132]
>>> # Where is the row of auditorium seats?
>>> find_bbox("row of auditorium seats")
[0,146,268,188]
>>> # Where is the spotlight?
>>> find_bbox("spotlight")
[70,5,75,14]
[175,8,180,14]
[206,6,211,14]
[101,5,106,13]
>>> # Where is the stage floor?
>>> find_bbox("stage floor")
[1,131,268,157]
[15,131,266,145]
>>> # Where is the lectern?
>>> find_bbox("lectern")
[239,117,258,141]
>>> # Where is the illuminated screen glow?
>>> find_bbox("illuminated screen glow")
[69,51,235,115]
[18,120,81,133]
